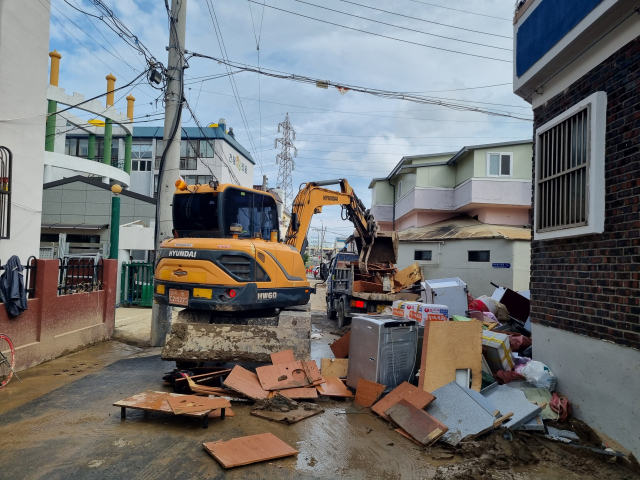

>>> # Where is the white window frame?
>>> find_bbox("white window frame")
[486,152,513,177]
[533,91,606,240]
[397,180,403,199]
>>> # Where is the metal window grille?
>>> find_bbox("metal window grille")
[0,147,12,239]
[537,106,590,232]
[58,257,104,296]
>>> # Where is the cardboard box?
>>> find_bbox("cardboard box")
[409,304,450,325]
[482,331,514,373]
[391,300,421,319]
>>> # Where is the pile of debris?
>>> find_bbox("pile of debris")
[323,276,634,467]
[349,261,423,293]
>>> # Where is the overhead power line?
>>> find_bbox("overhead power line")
[404,0,511,21]
[335,0,511,38]
[188,52,529,120]
[290,0,511,49]
[246,0,511,63]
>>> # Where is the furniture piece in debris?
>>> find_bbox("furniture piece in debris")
[113,390,230,429]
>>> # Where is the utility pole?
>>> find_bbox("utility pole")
[151,0,186,347]
[275,113,297,210]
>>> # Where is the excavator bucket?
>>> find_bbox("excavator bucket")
[354,230,398,271]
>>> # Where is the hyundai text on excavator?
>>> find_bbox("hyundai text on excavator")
[156,179,397,364]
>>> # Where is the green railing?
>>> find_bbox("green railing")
[120,262,154,307]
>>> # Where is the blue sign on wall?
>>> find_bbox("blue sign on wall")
[492,263,511,269]
[516,0,604,77]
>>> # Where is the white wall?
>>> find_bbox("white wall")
[0,0,50,263]
[397,238,530,298]
[44,151,130,186]
[534,324,640,456]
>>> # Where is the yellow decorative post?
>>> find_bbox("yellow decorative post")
[124,94,135,175]
[45,50,62,152]
[103,73,116,166]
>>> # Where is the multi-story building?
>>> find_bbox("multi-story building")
[369,140,533,296]
[513,0,640,455]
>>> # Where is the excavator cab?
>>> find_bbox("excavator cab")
[172,186,279,240]
[154,184,311,313]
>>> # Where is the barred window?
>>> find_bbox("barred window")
[534,91,606,241]
[536,106,589,233]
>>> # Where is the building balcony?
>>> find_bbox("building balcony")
[44,151,130,187]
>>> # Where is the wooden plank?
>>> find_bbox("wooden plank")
[353,281,384,293]
[385,399,448,446]
[203,433,298,468]
[320,358,349,378]
[274,387,318,399]
[330,331,350,358]
[419,321,483,393]
[354,378,386,407]
[395,427,423,446]
[113,390,210,418]
[250,407,323,424]
[166,395,230,415]
[316,376,354,397]
[187,379,246,398]
[270,349,296,365]
[174,369,231,389]
[255,361,322,391]
[371,381,435,421]
[223,365,269,400]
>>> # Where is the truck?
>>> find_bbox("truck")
[326,243,400,329]
[155,178,396,364]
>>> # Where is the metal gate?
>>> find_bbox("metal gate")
[120,262,154,307]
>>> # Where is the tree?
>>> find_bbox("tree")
[302,252,309,265]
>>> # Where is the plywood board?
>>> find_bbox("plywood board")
[256,361,323,391]
[371,381,435,421]
[330,331,351,358]
[251,407,323,424]
[386,399,448,446]
[393,262,423,292]
[166,395,230,415]
[354,378,386,407]
[114,391,211,418]
[320,358,349,378]
[203,433,298,468]
[316,376,354,397]
[271,349,296,365]
[271,387,318,400]
[419,321,483,393]
[223,365,269,400]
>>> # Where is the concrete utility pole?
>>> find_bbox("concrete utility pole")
[151,0,187,347]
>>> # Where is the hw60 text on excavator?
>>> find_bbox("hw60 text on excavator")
[156,179,397,365]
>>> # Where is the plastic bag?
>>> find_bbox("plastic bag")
[521,360,557,391]
[477,296,510,321]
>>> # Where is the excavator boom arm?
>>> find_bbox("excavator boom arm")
[285,179,379,273]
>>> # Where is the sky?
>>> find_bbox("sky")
[45,0,533,244]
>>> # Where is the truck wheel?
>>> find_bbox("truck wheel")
[327,299,336,320]
[337,300,346,329]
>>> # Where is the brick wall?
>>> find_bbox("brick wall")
[530,36,640,349]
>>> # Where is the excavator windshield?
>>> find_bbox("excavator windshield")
[173,187,279,239]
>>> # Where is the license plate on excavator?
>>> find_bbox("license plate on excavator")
[169,289,189,306]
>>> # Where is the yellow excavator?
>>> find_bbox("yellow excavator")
[155,178,396,363]
[154,179,393,313]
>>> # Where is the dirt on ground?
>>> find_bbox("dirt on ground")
[428,429,639,480]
